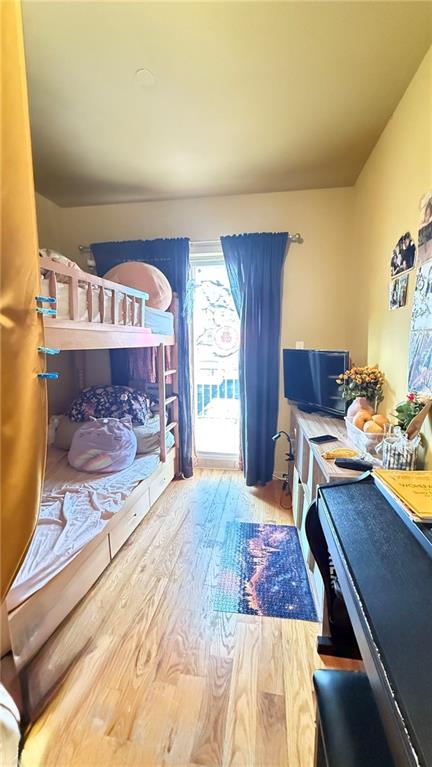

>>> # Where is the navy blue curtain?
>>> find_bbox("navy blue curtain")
[90,238,193,478]
[220,232,288,486]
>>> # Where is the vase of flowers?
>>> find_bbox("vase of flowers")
[336,365,385,420]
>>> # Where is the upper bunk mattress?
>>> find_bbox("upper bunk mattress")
[145,306,174,335]
[8,448,160,611]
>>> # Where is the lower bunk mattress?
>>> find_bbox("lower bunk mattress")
[8,448,161,611]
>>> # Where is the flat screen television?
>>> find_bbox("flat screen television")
[283,349,349,417]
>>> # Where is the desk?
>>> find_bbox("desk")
[317,476,432,767]
[290,406,365,615]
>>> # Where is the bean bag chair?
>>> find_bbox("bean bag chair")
[68,417,137,473]
[104,262,172,310]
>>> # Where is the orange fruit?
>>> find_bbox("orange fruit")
[372,414,389,427]
[353,410,373,430]
[363,420,384,433]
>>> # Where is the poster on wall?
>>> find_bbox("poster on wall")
[390,231,416,276]
[408,258,432,394]
[418,191,432,266]
[389,273,409,310]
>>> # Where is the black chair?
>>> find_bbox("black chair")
[313,670,395,767]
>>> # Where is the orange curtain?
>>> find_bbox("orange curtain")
[1,0,47,600]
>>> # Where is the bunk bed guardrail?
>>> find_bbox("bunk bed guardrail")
[39,256,150,328]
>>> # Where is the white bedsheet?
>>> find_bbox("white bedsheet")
[8,448,160,610]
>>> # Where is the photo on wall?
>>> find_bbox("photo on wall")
[389,273,409,310]
[418,190,432,267]
[408,260,432,394]
[390,232,416,277]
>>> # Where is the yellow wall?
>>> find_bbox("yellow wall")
[37,187,365,473]
[35,192,64,252]
[354,46,432,466]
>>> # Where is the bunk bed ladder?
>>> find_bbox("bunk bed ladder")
[171,295,180,477]
[157,295,180,475]
[157,343,167,463]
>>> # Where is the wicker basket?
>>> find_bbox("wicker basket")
[345,418,384,455]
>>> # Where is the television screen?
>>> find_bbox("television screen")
[283,349,349,417]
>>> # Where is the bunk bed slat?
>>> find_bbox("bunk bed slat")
[98,285,105,323]
[69,277,79,320]
[48,270,57,303]
[87,283,93,322]
[111,290,118,324]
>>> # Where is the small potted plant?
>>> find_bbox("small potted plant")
[380,392,429,470]
[336,365,385,419]
[393,392,426,432]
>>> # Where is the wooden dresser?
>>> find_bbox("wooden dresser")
[289,406,365,616]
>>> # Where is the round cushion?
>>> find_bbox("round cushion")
[104,262,172,310]
[68,417,137,473]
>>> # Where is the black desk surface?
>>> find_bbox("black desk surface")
[319,479,432,767]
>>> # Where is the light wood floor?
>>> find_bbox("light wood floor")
[22,469,355,767]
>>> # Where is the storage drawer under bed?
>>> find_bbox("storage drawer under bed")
[109,452,175,557]
[109,488,151,557]
[149,452,175,507]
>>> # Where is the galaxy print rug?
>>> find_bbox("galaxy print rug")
[214,522,318,621]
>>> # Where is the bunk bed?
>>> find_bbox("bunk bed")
[2,257,180,718]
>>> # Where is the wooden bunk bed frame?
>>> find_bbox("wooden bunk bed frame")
[1,259,180,721]
[39,255,175,350]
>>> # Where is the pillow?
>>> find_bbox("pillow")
[133,414,175,454]
[68,417,137,473]
[104,262,172,310]
[39,249,82,272]
[51,415,82,450]
[68,385,150,425]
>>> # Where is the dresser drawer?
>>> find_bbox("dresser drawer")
[149,452,174,507]
[109,488,151,557]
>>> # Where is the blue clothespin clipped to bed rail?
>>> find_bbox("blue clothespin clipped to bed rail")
[36,306,57,316]
[37,372,60,380]
[35,295,57,316]
[38,346,60,355]
[35,295,57,303]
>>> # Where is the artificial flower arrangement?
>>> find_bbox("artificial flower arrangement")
[336,365,385,409]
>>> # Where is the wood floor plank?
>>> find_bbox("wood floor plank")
[282,620,322,767]
[256,691,288,767]
[190,655,233,767]
[222,621,260,767]
[21,470,357,767]
[258,619,284,696]
[161,674,206,765]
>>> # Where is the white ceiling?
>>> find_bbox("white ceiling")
[22,1,432,207]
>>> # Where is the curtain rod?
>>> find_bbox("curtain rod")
[78,233,303,254]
